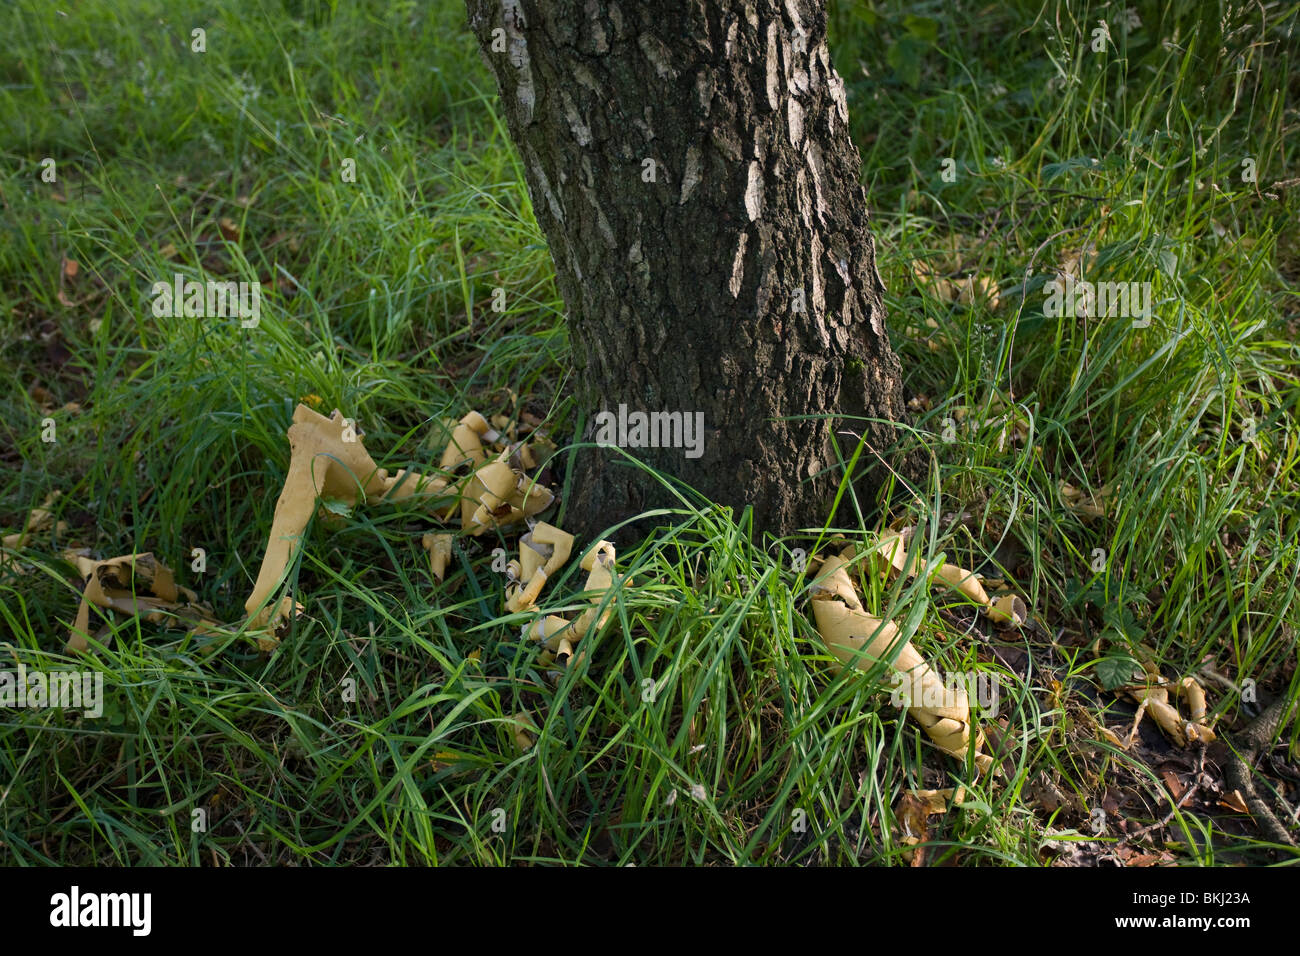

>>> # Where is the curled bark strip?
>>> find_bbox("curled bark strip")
[871,528,1028,628]
[811,551,993,774]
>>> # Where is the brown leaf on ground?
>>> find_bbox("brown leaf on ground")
[896,790,963,865]
[1160,769,1186,801]
[1117,846,1176,867]
[895,792,934,834]
[1218,789,1250,814]
[29,383,57,410]
[895,791,931,866]
[2,492,68,572]
[1042,835,1118,867]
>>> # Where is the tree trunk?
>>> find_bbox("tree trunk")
[465,0,918,543]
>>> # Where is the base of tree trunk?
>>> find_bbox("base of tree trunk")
[561,424,926,548]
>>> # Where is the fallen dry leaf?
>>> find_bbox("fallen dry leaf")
[1119,847,1176,867]
[1218,789,1250,814]
[29,384,57,410]
[895,792,933,865]
[1160,769,1186,801]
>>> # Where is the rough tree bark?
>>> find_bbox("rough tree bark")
[465,0,918,542]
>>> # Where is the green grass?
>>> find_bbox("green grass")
[1,0,1297,865]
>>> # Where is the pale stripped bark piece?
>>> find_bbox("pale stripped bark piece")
[464,455,517,532]
[505,523,574,613]
[1120,675,1216,748]
[507,564,548,613]
[871,527,920,577]
[512,537,548,584]
[457,458,555,534]
[433,418,553,530]
[509,710,539,753]
[438,411,491,471]
[934,562,992,607]
[869,527,1027,629]
[1175,676,1212,731]
[523,613,576,651]
[521,539,618,671]
[2,491,69,574]
[3,490,66,549]
[422,532,454,582]
[513,441,537,470]
[988,592,1028,627]
[244,404,555,629]
[244,405,420,626]
[65,552,214,652]
[810,554,992,773]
